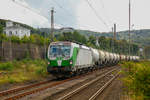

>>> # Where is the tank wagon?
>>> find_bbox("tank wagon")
[47,41,140,77]
[98,50,106,66]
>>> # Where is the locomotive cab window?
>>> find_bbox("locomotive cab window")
[49,45,71,58]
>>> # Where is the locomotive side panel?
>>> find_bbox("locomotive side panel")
[75,48,93,69]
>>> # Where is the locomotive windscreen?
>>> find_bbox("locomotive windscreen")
[49,45,71,58]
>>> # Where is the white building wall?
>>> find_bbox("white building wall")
[6,21,13,27]
[4,27,30,38]
[4,21,31,38]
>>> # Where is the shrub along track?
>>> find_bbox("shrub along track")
[0,66,118,100]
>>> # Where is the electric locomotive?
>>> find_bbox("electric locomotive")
[47,41,95,77]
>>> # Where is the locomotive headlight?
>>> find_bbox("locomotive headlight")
[70,60,73,64]
[48,62,50,65]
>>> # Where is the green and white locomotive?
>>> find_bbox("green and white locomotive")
[47,41,99,77]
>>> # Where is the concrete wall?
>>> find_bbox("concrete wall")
[0,42,3,60]
[0,42,47,61]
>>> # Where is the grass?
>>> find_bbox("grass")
[0,62,14,71]
[0,59,48,85]
[121,61,150,100]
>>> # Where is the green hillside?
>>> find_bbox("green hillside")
[77,29,150,46]
[39,28,150,46]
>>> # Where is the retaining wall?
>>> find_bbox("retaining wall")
[0,42,47,61]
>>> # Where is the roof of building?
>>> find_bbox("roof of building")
[4,25,30,30]
[60,27,74,31]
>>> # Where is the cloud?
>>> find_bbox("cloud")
[4,0,150,32]
[76,0,150,32]
[0,0,55,28]
[26,0,79,28]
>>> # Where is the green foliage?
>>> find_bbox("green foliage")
[56,31,139,55]
[121,61,150,100]
[0,59,48,84]
[144,46,150,59]
[25,51,30,59]
[0,34,8,42]
[21,36,30,43]
[0,34,50,45]
[11,35,21,43]
[0,62,14,71]
[98,36,139,55]
[57,31,87,44]
[35,67,47,77]
[0,24,3,33]
[88,35,96,46]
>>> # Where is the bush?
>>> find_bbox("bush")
[0,62,14,71]
[121,61,150,100]
[0,34,50,45]
[35,68,47,76]
[11,35,21,43]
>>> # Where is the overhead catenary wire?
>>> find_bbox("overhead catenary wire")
[13,0,49,19]
[12,0,70,28]
[52,0,75,18]
[85,0,111,31]
[98,0,113,25]
[13,0,112,32]
[52,0,110,31]
[99,0,104,8]
[14,0,88,29]
[54,0,109,28]
[51,0,93,29]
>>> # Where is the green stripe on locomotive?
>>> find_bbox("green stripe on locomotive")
[72,47,79,67]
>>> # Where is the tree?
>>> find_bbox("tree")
[144,46,150,59]
[88,35,96,45]
[0,25,3,33]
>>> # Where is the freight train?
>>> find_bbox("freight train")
[47,41,140,78]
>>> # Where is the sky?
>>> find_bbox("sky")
[0,0,150,32]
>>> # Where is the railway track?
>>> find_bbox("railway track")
[0,79,53,97]
[0,66,118,100]
[89,73,119,100]
[55,67,120,100]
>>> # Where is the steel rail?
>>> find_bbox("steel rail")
[0,79,52,97]
[4,77,79,100]
[89,73,119,100]
[57,68,118,100]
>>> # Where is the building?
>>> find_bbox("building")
[60,27,74,33]
[3,21,30,38]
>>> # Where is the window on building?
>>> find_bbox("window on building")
[9,31,12,36]
[16,31,17,35]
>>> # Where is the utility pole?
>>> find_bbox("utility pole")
[131,24,134,55]
[114,23,116,40]
[112,27,114,53]
[51,7,54,42]
[9,36,12,61]
[113,23,117,53]
[129,0,131,56]
[128,0,131,73]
